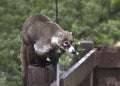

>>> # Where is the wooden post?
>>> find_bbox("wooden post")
[79,40,94,86]
[27,65,56,86]
[80,40,94,56]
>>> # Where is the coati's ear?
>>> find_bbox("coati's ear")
[69,32,72,35]
[65,31,72,35]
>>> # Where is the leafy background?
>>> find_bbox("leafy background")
[0,0,120,85]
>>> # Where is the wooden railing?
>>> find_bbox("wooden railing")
[60,48,97,86]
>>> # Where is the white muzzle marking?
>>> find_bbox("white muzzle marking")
[68,46,75,53]
[66,45,79,55]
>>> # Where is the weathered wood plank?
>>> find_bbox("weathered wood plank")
[93,68,120,86]
[98,51,120,68]
[60,49,97,86]
[27,65,56,86]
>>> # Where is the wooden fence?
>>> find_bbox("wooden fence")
[27,41,120,86]
[94,46,120,86]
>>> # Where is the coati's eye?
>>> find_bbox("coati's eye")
[63,41,70,48]
[64,41,69,45]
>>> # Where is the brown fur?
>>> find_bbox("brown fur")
[20,14,73,86]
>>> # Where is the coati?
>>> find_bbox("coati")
[20,13,78,86]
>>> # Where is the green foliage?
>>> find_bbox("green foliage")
[0,0,120,85]
[60,53,72,71]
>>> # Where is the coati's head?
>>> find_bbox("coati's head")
[51,30,79,55]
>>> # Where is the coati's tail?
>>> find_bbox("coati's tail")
[20,44,28,86]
